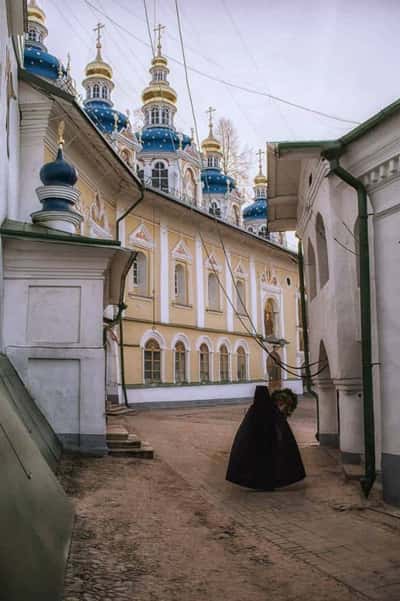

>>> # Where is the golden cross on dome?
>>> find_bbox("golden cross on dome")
[57,120,65,148]
[206,106,216,135]
[94,22,105,59]
[154,23,166,56]
[257,148,265,174]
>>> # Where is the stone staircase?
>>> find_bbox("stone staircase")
[106,424,154,459]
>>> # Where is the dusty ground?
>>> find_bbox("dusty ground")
[62,399,400,601]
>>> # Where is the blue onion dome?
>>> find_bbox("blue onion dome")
[243,197,267,220]
[24,1,63,81]
[84,102,128,135]
[138,127,191,153]
[40,146,78,187]
[201,169,236,195]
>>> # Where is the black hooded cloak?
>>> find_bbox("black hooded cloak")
[226,385,305,490]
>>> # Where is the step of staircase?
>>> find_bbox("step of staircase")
[106,424,154,459]
[107,433,141,449]
[108,443,154,459]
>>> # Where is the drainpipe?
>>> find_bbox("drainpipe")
[323,153,376,498]
[298,239,320,442]
[106,184,145,407]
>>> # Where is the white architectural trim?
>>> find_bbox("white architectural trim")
[216,336,232,352]
[170,332,191,351]
[233,338,250,354]
[225,250,234,332]
[128,222,155,250]
[140,328,167,350]
[249,256,258,333]
[195,235,205,327]
[160,221,169,323]
[195,335,214,351]
[171,239,193,263]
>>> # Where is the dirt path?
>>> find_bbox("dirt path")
[62,401,400,601]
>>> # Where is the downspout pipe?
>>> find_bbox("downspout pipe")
[323,152,376,498]
[298,239,320,442]
[112,184,145,407]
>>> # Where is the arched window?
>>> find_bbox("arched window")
[28,28,37,42]
[161,108,169,125]
[209,201,221,218]
[93,84,100,99]
[101,86,108,100]
[132,251,147,296]
[307,239,317,300]
[316,213,329,287]
[208,273,220,310]
[174,263,187,305]
[174,341,186,383]
[247,226,255,234]
[354,218,360,287]
[258,225,268,238]
[152,161,169,192]
[219,345,229,381]
[236,280,246,314]
[207,156,219,169]
[154,70,166,82]
[121,149,131,164]
[237,346,246,381]
[264,298,276,337]
[184,169,196,204]
[233,205,240,226]
[144,339,161,384]
[151,107,160,125]
[199,344,210,382]
[267,351,281,391]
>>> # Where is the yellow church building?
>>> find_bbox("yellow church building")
[20,1,304,407]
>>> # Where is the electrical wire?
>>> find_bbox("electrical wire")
[143,0,155,57]
[81,0,360,126]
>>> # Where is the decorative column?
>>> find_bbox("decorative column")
[225,250,234,332]
[335,379,364,464]
[195,235,205,327]
[160,220,169,323]
[314,378,339,447]
[249,256,258,334]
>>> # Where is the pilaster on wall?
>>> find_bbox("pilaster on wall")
[19,99,53,222]
[225,250,233,332]
[195,235,205,327]
[334,379,364,464]
[249,257,258,334]
[315,378,339,448]
[160,220,169,323]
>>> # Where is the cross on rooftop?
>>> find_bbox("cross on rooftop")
[257,148,265,174]
[154,23,166,56]
[94,22,105,58]
[206,106,216,134]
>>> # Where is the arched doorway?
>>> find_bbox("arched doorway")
[267,350,281,391]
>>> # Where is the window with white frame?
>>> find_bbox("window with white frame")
[258,225,268,239]
[132,251,147,296]
[207,273,220,310]
[174,263,187,304]
[264,298,277,337]
[161,108,169,125]
[93,84,100,99]
[101,86,108,100]
[207,156,219,168]
[174,341,186,383]
[237,346,247,381]
[209,201,221,218]
[144,339,161,384]
[152,161,168,192]
[235,280,246,314]
[151,107,160,125]
[28,28,37,42]
[199,344,210,382]
[219,345,229,381]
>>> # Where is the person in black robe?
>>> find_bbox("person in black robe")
[226,385,305,490]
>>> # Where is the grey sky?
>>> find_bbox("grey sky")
[43,0,400,184]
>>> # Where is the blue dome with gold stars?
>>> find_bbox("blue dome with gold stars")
[139,127,191,153]
[24,44,63,80]
[201,168,236,195]
[84,101,128,135]
[243,196,267,220]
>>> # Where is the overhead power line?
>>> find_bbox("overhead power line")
[82,0,360,126]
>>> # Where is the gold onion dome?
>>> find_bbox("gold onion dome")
[254,149,268,185]
[84,25,113,82]
[201,106,222,154]
[142,25,177,108]
[27,0,46,26]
